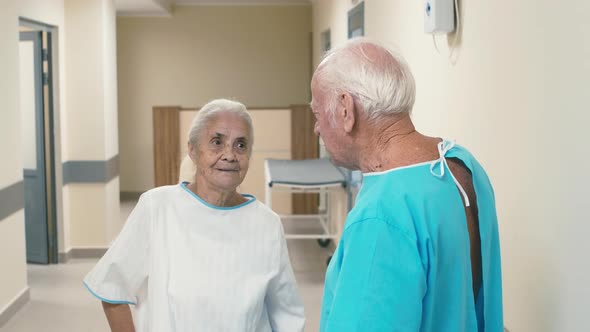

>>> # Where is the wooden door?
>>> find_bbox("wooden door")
[290,104,319,214]
[153,106,181,187]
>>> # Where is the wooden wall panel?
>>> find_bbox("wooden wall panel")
[153,106,181,187]
[290,104,319,214]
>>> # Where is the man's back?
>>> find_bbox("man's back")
[320,141,503,331]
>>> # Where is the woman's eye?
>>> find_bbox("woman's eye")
[211,139,221,145]
[237,142,246,149]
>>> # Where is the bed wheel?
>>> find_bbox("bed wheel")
[317,239,331,248]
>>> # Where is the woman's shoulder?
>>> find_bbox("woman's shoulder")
[140,184,184,202]
[249,200,281,222]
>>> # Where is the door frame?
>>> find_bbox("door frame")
[19,17,61,264]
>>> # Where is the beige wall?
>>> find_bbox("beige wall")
[0,0,28,315]
[65,0,120,248]
[65,0,107,160]
[117,5,312,192]
[0,11,25,186]
[103,0,119,159]
[67,184,101,247]
[313,0,590,331]
[68,180,120,247]
[105,178,123,241]
[0,212,28,314]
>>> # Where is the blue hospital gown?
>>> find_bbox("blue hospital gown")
[320,140,503,332]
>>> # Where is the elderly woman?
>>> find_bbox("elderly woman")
[84,99,305,331]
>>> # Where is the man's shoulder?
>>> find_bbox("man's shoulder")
[448,144,489,173]
[345,192,419,237]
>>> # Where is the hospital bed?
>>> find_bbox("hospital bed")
[264,158,348,247]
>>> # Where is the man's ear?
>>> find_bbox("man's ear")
[338,92,356,134]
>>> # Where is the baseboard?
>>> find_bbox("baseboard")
[0,287,30,327]
[59,247,107,262]
[58,248,72,263]
[120,191,142,201]
[70,247,108,259]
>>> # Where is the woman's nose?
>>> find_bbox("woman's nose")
[221,145,237,161]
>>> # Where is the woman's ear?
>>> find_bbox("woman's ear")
[188,142,198,163]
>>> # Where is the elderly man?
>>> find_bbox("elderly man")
[84,99,305,332]
[311,39,503,331]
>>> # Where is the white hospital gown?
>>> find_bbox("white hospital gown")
[84,183,305,332]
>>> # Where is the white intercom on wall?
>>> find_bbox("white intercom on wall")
[424,0,456,33]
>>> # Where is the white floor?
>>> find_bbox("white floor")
[0,200,332,332]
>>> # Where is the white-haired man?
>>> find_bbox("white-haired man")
[311,39,503,331]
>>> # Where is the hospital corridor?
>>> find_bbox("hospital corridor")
[1,0,589,331]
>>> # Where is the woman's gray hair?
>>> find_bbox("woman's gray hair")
[187,99,254,151]
[315,38,416,123]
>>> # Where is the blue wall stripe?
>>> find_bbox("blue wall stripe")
[0,181,25,222]
[62,155,119,185]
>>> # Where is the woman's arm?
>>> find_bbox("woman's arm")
[102,302,135,332]
[84,193,152,331]
[265,226,305,332]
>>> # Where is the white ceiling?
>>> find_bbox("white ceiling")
[114,0,310,16]
[175,0,310,4]
[114,0,173,16]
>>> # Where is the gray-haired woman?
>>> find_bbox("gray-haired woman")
[84,99,305,331]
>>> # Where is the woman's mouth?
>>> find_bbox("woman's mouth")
[215,168,238,172]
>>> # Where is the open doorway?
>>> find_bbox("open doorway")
[18,18,59,264]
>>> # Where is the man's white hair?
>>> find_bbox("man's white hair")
[187,99,254,153]
[315,38,416,123]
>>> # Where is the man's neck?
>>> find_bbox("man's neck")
[356,114,419,172]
